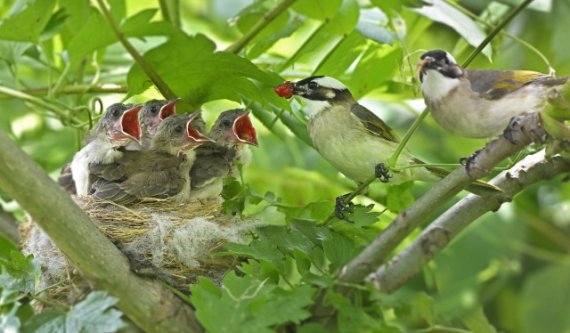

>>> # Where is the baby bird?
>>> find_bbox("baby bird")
[189,109,258,199]
[126,99,177,151]
[68,103,142,196]
[90,113,212,204]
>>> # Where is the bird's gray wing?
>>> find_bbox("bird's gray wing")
[57,164,76,195]
[350,103,399,142]
[466,69,564,100]
[190,154,231,188]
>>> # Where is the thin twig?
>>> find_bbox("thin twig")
[95,0,177,99]
[4,84,128,97]
[0,85,82,126]
[225,0,298,54]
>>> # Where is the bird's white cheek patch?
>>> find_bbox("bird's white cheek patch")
[325,91,336,99]
[421,70,461,101]
[300,98,331,118]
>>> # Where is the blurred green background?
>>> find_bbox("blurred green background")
[0,0,569,332]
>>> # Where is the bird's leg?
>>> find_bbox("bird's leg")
[459,148,483,174]
[503,116,522,145]
[335,193,355,222]
[375,163,392,183]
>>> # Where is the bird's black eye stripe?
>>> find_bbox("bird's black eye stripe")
[308,81,319,89]
[295,75,323,86]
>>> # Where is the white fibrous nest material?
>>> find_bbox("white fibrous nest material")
[20,198,254,307]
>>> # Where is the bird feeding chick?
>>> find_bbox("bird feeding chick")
[190,109,258,199]
[418,49,568,138]
[89,113,213,204]
[68,103,142,196]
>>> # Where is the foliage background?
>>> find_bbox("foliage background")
[0,0,569,332]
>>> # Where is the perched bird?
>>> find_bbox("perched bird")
[418,49,568,138]
[189,109,258,199]
[127,99,177,150]
[69,103,142,196]
[89,113,213,204]
[274,76,499,197]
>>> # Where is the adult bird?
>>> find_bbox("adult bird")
[418,49,568,138]
[275,76,500,217]
[89,113,213,204]
[189,109,258,199]
[68,103,142,196]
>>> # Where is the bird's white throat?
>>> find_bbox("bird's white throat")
[421,70,461,101]
[300,98,331,119]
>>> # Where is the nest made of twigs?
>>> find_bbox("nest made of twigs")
[20,197,254,310]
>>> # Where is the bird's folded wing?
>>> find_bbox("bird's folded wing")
[350,103,399,142]
[190,155,231,188]
[467,70,564,100]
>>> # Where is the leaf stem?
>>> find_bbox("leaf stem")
[95,0,177,99]
[225,0,298,55]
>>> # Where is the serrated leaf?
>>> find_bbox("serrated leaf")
[127,33,278,104]
[65,291,125,333]
[321,229,357,272]
[190,272,314,333]
[0,251,41,294]
[412,0,491,59]
[0,0,56,42]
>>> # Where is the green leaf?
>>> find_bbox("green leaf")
[0,251,41,295]
[66,291,124,333]
[0,0,56,42]
[321,229,357,272]
[292,0,342,20]
[66,7,115,69]
[386,182,415,213]
[356,8,402,45]
[326,290,380,333]
[20,292,124,333]
[0,302,21,333]
[190,272,314,333]
[349,45,402,98]
[127,33,278,104]
[412,0,492,59]
[315,31,367,77]
[520,265,570,333]
[461,306,498,333]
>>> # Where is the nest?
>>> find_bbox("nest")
[20,198,253,310]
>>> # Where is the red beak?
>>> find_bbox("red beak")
[274,81,294,99]
[120,105,142,142]
[159,99,178,120]
[232,110,258,146]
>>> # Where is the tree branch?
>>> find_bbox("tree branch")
[95,0,177,99]
[370,150,570,293]
[0,129,202,333]
[14,84,128,97]
[225,0,298,55]
[336,113,546,287]
[0,206,19,246]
